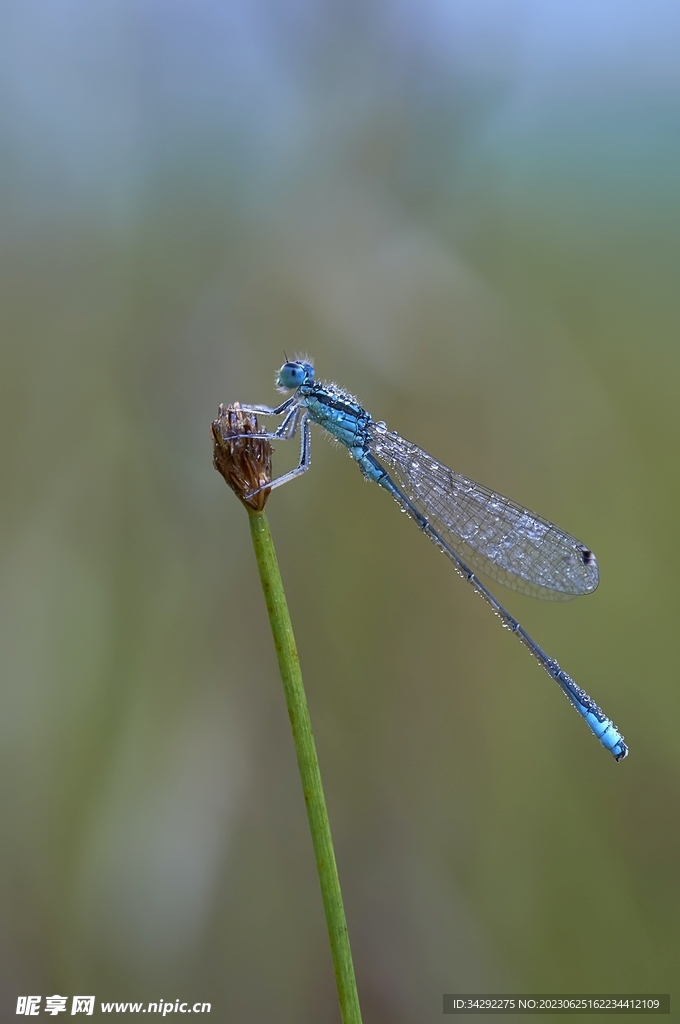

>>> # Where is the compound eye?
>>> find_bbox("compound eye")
[278,362,305,389]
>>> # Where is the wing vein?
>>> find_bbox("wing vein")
[368,424,599,601]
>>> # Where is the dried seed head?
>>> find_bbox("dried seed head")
[212,403,273,512]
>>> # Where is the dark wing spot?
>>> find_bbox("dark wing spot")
[580,548,595,566]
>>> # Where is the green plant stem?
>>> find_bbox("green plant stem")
[248,510,363,1024]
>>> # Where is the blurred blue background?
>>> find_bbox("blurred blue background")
[1,1,678,1020]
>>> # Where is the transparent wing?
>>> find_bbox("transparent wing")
[368,423,599,600]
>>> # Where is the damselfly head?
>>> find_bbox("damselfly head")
[277,359,315,391]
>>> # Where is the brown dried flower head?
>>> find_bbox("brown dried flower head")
[212,403,273,512]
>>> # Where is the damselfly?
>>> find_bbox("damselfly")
[233,358,627,760]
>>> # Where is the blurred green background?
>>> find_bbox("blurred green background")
[1,2,678,1021]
